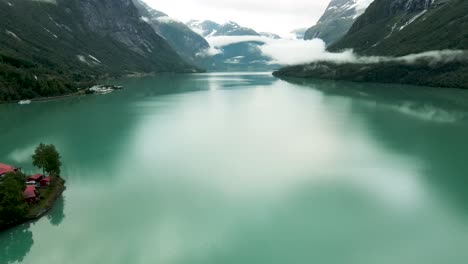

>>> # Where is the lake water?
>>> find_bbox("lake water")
[1,73,468,264]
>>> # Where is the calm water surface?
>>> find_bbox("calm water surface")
[1,73,468,263]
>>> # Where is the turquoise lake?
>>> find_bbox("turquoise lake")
[1,73,468,264]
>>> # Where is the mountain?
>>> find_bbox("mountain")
[132,0,211,67]
[186,20,221,37]
[330,0,466,56]
[213,21,260,36]
[187,20,277,71]
[304,0,374,45]
[274,0,468,89]
[187,20,260,37]
[0,0,196,101]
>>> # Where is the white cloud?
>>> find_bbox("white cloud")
[156,16,179,24]
[206,36,268,47]
[205,36,354,65]
[196,47,222,57]
[204,36,468,66]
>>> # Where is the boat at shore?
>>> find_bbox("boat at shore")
[86,85,124,95]
[18,100,32,105]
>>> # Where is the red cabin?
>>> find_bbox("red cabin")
[0,163,17,177]
[40,176,52,187]
[23,185,39,204]
[27,174,45,183]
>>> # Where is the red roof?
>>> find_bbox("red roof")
[0,163,15,175]
[23,186,37,199]
[28,174,43,181]
[40,176,51,182]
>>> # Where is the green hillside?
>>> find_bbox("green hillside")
[274,0,468,89]
[331,0,468,55]
[0,0,195,102]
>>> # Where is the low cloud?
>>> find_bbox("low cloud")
[196,47,222,57]
[202,36,468,66]
[156,16,179,24]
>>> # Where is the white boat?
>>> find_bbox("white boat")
[89,85,115,95]
[18,100,32,105]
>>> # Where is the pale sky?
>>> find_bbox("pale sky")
[143,0,331,36]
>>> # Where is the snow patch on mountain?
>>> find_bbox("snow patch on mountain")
[5,30,21,41]
[400,9,427,30]
[43,27,58,38]
[88,55,101,64]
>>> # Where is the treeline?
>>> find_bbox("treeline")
[0,173,28,227]
[273,61,468,89]
[0,54,97,101]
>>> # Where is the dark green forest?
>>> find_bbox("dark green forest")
[274,60,468,89]
[0,0,194,102]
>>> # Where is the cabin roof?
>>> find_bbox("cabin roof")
[0,163,15,175]
[40,176,51,182]
[23,185,37,199]
[28,174,43,181]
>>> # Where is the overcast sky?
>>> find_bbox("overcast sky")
[143,0,331,36]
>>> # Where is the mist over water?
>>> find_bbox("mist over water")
[1,73,468,264]
[204,36,468,65]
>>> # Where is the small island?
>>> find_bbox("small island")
[0,143,66,231]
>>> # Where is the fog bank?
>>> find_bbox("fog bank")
[203,36,468,66]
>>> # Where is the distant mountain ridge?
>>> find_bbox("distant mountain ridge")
[187,20,280,71]
[304,0,374,45]
[275,0,468,89]
[187,20,261,37]
[0,0,196,101]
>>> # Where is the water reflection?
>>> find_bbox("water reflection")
[0,223,34,264]
[281,77,468,217]
[2,74,468,264]
[47,196,66,226]
[279,77,468,122]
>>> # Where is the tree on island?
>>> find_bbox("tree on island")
[0,173,28,226]
[32,143,62,176]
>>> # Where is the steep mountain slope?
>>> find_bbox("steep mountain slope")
[304,0,374,45]
[0,0,194,101]
[275,0,468,89]
[331,0,467,55]
[132,0,211,67]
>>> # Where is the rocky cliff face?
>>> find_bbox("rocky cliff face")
[304,0,374,45]
[331,0,463,55]
[0,0,195,101]
[132,0,211,67]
